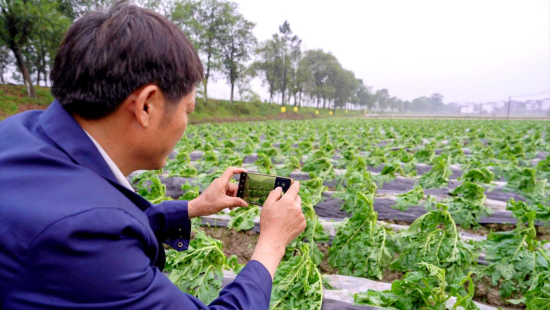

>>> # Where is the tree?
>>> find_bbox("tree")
[252,39,281,103]
[274,21,300,106]
[333,68,358,112]
[219,4,256,104]
[235,71,259,102]
[301,49,340,108]
[375,89,390,111]
[0,0,40,97]
[395,98,404,112]
[171,0,233,102]
[292,55,312,106]
[26,1,70,86]
[430,93,444,110]
[252,21,301,106]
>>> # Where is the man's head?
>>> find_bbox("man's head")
[50,2,203,172]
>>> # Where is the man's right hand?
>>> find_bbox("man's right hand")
[250,181,306,279]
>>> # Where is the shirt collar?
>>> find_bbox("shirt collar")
[83,130,135,192]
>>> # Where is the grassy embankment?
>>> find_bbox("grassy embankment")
[0,84,362,122]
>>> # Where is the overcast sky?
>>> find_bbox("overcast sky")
[209,0,550,104]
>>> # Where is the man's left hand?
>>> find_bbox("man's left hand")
[187,167,248,218]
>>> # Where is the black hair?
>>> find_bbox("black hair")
[50,2,203,119]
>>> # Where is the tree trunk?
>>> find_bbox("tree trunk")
[230,82,234,104]
[202,78,208,103]
[11,45,36,98]
[0,61,5,83]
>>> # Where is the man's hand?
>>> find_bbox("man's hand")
[187,167,248,218]
[251,181,306,279]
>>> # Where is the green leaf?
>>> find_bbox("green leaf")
[227,206,260,231]
[270,244,323,310]
[166,230,227,304]
[393,185,424,211]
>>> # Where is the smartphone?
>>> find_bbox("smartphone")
[237,172,294,206]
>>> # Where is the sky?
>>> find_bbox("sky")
[208,0,550,104]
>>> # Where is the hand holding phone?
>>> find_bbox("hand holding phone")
[187,167,248,218]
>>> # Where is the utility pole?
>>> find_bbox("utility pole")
[506,96,511,119]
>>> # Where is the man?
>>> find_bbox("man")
[0,3,306,309]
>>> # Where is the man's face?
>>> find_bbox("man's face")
[147,88,196,169]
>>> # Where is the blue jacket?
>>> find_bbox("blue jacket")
[0,101,272,309]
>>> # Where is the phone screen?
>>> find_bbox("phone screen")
[237,172,293,206]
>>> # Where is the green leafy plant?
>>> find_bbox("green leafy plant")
[460,167,495,184]
[477,198,550,298]
[390,204,479,284]
[179,182,200,200]
[508,270,550,309]
[300,173,327,206]
[366,147,387,166]
[419,156,452,189]
[536,157,550,181]
[270,244,323,310]
[137,175,172,204]
[447,182,492,229]
[393,185,424,211]
[354,263,479,310]
[292,201,330,266]
[255,152,274,174]
[131,169,163,188]
[506,167,549,204]
[335,170,377,214]
[414,144,436,164]
[164,152,199,177]
[302,157,335,180]
[227,206,260,231]
[328,192,394,280]
[167,230,228,304]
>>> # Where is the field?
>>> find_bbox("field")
[131,118,550,309]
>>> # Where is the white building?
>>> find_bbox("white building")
[459,103,476,114]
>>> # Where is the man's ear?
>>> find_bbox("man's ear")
[128,85,161,128]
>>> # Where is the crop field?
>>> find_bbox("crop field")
[130,118,550,309]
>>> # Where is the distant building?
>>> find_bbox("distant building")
[540,98,550,110]
[525,98,550,111]
[459,103,476,114]
[525,100,539,110]
[457,98,549,114]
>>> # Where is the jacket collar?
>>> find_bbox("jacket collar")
[40,100,151,211]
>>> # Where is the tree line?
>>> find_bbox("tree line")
[1,0,446,112]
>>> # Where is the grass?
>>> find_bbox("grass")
[0,84,53,119]
[0,84,362,122]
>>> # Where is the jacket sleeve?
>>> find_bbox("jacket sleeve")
[146,200,192,251]
[6,208,272,310]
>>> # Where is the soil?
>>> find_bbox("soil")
[200,226,259,264]
[381,270,405,282]
[474,276,526,309]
